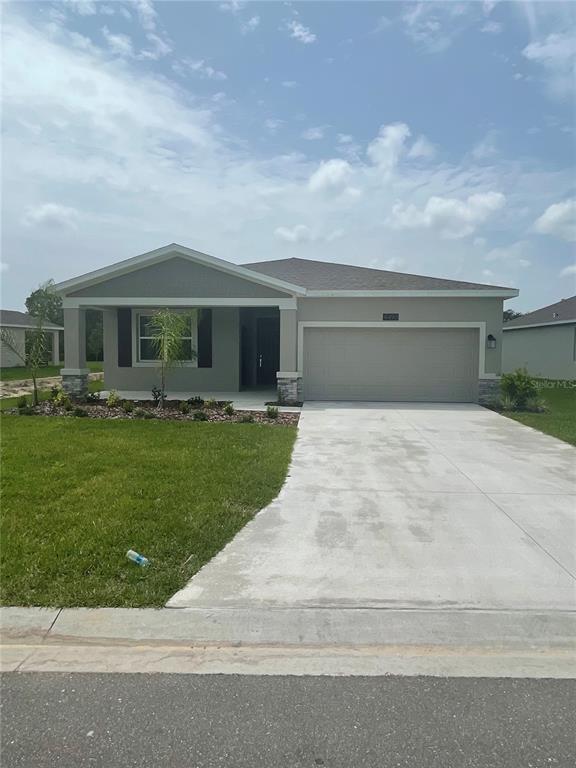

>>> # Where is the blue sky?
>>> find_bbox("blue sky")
[2,0,575,311]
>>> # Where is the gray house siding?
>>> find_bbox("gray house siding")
[503,324,576,380]
[71,257,291,299]
[102,307,240,392]
[296,296,504,375]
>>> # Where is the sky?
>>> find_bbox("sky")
[1,0,575,311]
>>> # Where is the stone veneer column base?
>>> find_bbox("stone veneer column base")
[61,370,90,399]
[277,375,302,405]
[478,377,501,405]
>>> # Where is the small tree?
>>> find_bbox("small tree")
[149,309,196,407]
[1,319,48,406]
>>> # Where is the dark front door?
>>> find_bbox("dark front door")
[256,317,280,386]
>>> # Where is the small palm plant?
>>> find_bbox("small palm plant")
[149,309,196,407]
[1,319,49,406]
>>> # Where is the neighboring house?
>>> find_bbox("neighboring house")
[53,244,518,404]
[503,296,576,380]
[0,310,62,368]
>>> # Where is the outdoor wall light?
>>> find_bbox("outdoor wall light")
[486,334,497,349]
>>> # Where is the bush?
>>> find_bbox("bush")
[204,398,217,409]
[16,395,29,409]
[122,400,134,414]
[151,385,164,405]
[18,406,34,416]
[501,369,538,409]
[187,396,204,408]
[134,407,155,419]
[193,410,208,421]
[63,401,74,412]
[106,390,121,407]
[179,401,191,415]
[53,389,71,408]
[239,413,254,423]
[49,385,60,401]
[73,406,89,418]
[223,402,234,416]
[524,396,549,414]
[500,394,518,412]
[85,391,101,403]
[266,405,279,420]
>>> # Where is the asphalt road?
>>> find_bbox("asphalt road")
[1,673,574,768]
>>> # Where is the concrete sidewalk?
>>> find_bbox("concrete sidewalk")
[2,606,575,678]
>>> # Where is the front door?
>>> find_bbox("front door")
[256,317,280,386]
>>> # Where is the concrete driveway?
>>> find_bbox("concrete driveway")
[168,403,576,611]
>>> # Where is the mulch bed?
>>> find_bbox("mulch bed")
[9,399,299,426]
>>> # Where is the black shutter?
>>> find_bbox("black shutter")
[197,309,212,368]
[117,309,132,367]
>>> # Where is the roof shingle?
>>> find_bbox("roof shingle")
[0,309,63,330]
[243,257,514,291]
[504,296,576,329]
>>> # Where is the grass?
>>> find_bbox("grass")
[0,362,103,381]
[0,415,296,607]
[505,386,576,446]
[0,379,104,412]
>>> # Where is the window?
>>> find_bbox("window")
[137,312,197,364]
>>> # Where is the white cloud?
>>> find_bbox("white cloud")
[387,192,506,239]
[64,0,98,16]
[534,199,576,242]
[101,27,134,57]
[219,1,243,13]
[407,135,436,159]
[274,224,313,243]
[282,80,297,88]
[264,118,283,133]
[308,159,352,193]
[285,20,316,44]
[140,32,173,60]
[523,31,576,100]
[301,126,326,141]
[484,241,531,268]
[480,21,502,34]
[132,0,158,32]
[172,58,227,81]
[241,15,260,34]
[560,264,576,278]
[367,123,410,174]
[0,261,9,273]
[22,203,79,230]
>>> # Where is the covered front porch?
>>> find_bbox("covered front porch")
[61,300,301,405]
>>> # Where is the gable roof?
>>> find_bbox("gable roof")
[0,309,63,330]
[503,295,576,330]
[53,244,307,297]
[243,257,518,296]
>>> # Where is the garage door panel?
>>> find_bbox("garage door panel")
[303,328,479,402]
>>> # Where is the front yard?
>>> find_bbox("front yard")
[0,361,103,381]
[504,386,576,446]
[0,416,296,608]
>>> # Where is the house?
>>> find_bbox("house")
[503,295,576,380]
[54,244,518,404]
[0,309,62,368]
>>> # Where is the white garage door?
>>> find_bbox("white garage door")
[303,327,479,402]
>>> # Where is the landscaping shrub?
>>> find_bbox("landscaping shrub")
[187,395,204,408]
[18,406,34,416]
[134,407,154,419]
[239,413,254,423]
[501,369,537,409]
[106,390,121,407]
[122,400,134,414]
[151,385,164,405]
[524,396,549,414]
[179,401,191,415]
[53,389,71,408]
[193,410,208,421]
[49,385,60,401]
[73,406,88,418]
[266,405,279,420]
[85,391,101,403]
[16,395,29,409]
[500,394,518,412]
[223,402,234,416]
[204,398,217,409]
[63,401,74,412]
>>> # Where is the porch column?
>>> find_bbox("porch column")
[277,308,301,405]
[61,307,89,397]
[51,330,60,365]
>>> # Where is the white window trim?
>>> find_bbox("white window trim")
[132,310,199,368]
[297,321,495,379]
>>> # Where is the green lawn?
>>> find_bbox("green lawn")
[0,362,103,381]
[505,386,576,446]
[0,416,296,607]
